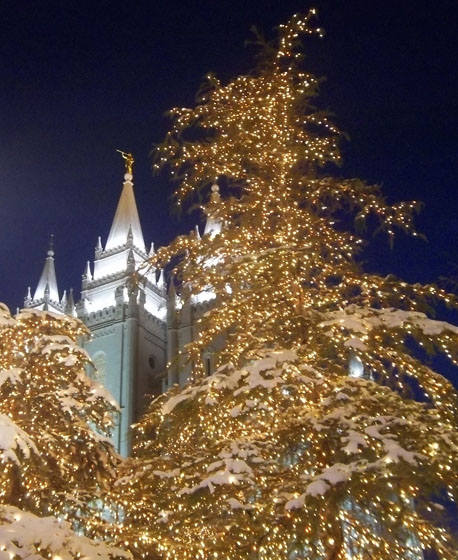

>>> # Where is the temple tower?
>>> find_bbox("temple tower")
[164,181,223,388]
[76,160,167,455]
[22,166,222,456]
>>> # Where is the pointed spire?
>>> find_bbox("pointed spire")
[94,236,103,261]
[25,286,32,302]
[105,161,146,252]
[61,290,67,306]
[210,181,221,203]
[158,269,164,286]
[33,236,60,302]
[65,288,76,316]
[148,242,155,257]
[194,224,201,240]
[204,180,222,237]
[84,261,93,281]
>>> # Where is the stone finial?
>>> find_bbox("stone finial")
[83,261,92,280]
[210,181,220,203]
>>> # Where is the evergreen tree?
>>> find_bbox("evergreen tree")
[115,10,458,559]
[0,303,120,530]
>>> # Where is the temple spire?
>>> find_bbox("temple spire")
[84,261,93,280]
[33,235,59,302]
[65,288,76,317]
[203,180,222,237]
[105,152,146,252]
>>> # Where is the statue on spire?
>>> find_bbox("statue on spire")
[116,150,134,175]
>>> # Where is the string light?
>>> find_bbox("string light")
[113,8,458,559]
[0,303,120,536]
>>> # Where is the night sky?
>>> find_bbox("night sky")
[1,0,457,315]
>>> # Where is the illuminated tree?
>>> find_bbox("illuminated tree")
[115,10,458,559]
[116,347,457,560]
[0,303,120,530]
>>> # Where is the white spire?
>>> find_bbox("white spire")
[203,181,222,237]
[105,172,146,252]
[84,261,93,280]
[65,288,76,317]
[33,236,59,302]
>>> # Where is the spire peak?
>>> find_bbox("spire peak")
[32,237,60,303]
[210,181,220,203]
[204,180,222,237]
[65,288,75,317]
[158,268,164,286]
[105,164,146,252]
[84,261,93,280]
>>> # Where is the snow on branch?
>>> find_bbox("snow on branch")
[0,414,38,465]
[0,506,131,560]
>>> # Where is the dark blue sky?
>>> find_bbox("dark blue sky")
[1,0,457,314]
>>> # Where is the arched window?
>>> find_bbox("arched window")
[92,351,107,385]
